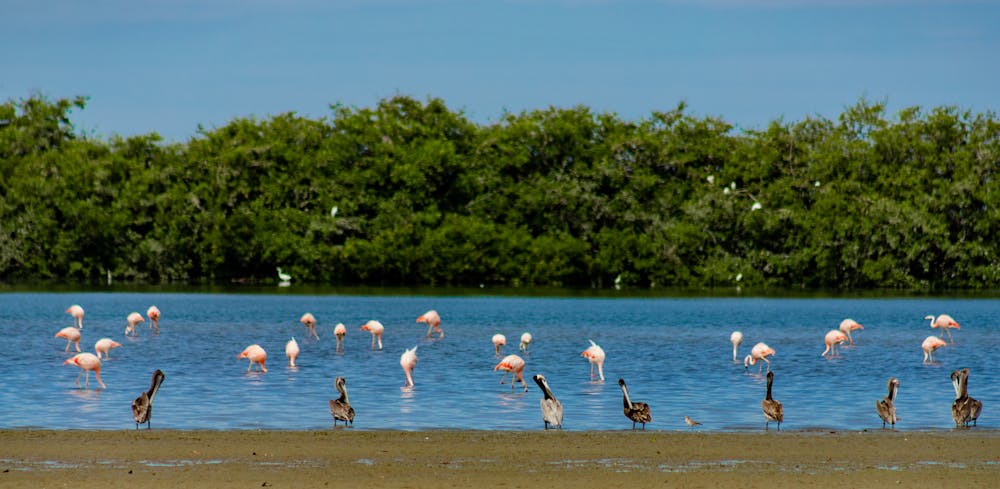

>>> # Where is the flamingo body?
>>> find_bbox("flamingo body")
[519,332,533,353]
[926,314,960,342]
[146,306,161,332]
[63,352,105,389]
[400,346,418,387]
[492,333,506,356]
[494,354,527,391]
[730,331,743,362]
[238,344,268,372]
[66,305,84,329]
[821,330,848,357]
[360,320,384,350]
[921,336,947,364]
[581,340,606,381]
[125,312,144,336]
[744,342,775,372]
[55,327,82,352]
[300,313,319,340]
[286,337,300,367]
[416,310,444,338]
[838,319,864,345]
[334,323,347,352]
[94,338,122,359]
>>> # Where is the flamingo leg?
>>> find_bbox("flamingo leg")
[498,371,510,384]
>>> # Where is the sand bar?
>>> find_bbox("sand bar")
[2,429,998,488]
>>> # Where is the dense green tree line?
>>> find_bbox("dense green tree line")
[1,94,998,288]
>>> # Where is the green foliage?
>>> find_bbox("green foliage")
[1,94,999,289]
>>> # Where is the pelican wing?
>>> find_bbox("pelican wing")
[541,398,564,428]
[626,402,652,423]
[132,392,150,424]
[762,399,783,423]
[875,399,896,425]
[329,399,355,424]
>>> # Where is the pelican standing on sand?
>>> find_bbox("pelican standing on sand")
[400,346,418,387]
[532,374,563,430]
[821,330,848,357]
[334,323,347,352]
[131,369,165,430]
[125,312,144,336]
[762,371,784,431]
[744,342,775,373]
[838,319,864,345]
[238,344,268,373]
[63,353,105,389]
[360,320,384,350]
[951,368,983,427]
[875,377,900,429]
[581,340,606,381]
[416,310,444,338]
[94,338,122,359]
[146,306,161,333]
[55,327,81,352]
[925,314,960,342]
[494,354,528,391]
[618,378,652,430]
[286,337,300,367]
[300,313,320,340]
[66,304,84,329]
[921,336,947,364]
[329,376,355,427]
[730,331,743,362]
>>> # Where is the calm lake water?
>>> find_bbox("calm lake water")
[0,292,995,431]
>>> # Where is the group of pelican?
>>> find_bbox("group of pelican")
[55,304,167,429]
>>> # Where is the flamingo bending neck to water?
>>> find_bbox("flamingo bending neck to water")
[416,310,444,338]
[744,342,775,373]
[400,346,418,387]
[730,331,743,362]
[300,313,320,340]
[238,344,267,373]
[55,327,81,352]
[821,330,848,357]
[360,320,384,350]
[581,340,606,381]
[494,354,528,391]
[839,319,864,345]
[66,305,84,329]
[64,353,105,389]
[921,336,946,364]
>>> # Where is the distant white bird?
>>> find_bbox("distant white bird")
[330,206,339,218]
[277,267,292,282]
[706,175,715,184]
[750,201,763,211]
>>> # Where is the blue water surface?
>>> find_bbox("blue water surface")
[0,292,995,431]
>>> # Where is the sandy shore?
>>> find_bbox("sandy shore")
[2,430,997,488]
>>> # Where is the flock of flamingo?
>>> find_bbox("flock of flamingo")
[55,304,983,431]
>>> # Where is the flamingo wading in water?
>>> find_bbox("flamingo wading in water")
[63,353,105,389]
[416,310,444,338]
[875,377,900,429]
[300,313,319,340]
[329,377,355,427]
[55,327,81,352]
[334,323,347,352]
[125,312,144,336]
[821,330,848,358]
[494,354,528,391]
[238,344,268,373]
[744,342,775,373]
[921,336,947,364]
[286,337,300,367]
[581,340,606,381]
[618,378,652,430]
[925,314,960,342]
[360,320,384,350]
[66,305,84,329]
[132,369,165,430]
[519,332,533,354]
[532,374,563,430]
[146,306,161,333]
[400,346,418,387]
[839,319,864,345]
[94,338,122,359]
[492,333,506,356]
[730,331,743,362]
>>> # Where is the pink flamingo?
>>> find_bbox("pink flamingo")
[63,352,105,389]
[730,331,744,362]
[334,323,347,352]
[492,333,506,356]
[55,327,81,352]
[125,312,144,336]
[744,342,776,373]
[66,305,84,329]
[925,314,960,342]
[581,340,606,381]
[838,319,864,345]
[286,337,300,367]
[146,306,161,333]
[821,330,848,357]
[921,336,947,364]
[519,332,533,353]
[360,320,384,350]
[94,338,122,359]
[400,346,418,387]
[494,354,528,391]
[238,344,268,372]
[300,313,320,340]
[416,310,444,338]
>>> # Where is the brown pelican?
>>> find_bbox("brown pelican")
[532,374,563,430]
[329,376,355,427]
[875,377,900,429]
[131,369,165,430]
[618,378,652,430]
[761,371,783,431]
[952,369,983,428]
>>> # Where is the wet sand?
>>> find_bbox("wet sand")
[2,430,997,488]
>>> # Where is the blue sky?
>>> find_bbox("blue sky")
[3,0,998,142]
